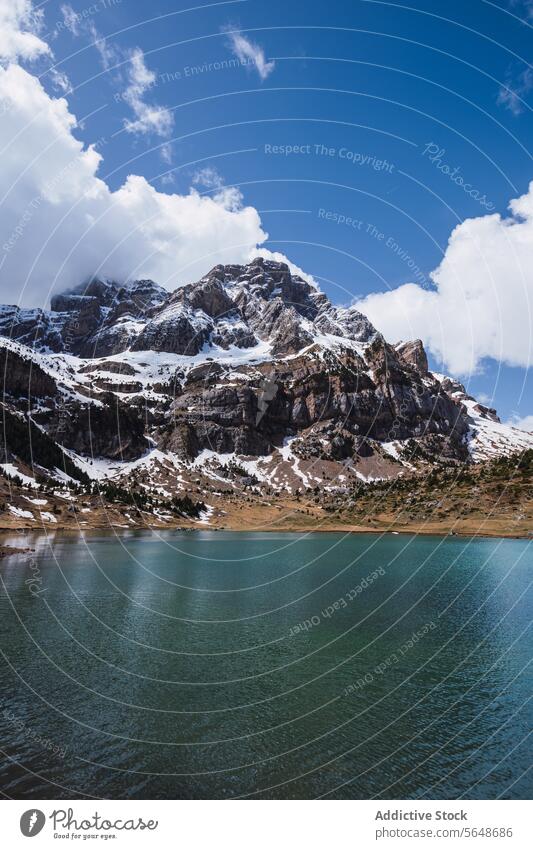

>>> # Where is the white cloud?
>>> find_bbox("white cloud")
[88,22,119,71]
[0,63,270,307]
[506,414,533,432]
[160,143,173,164]
[193,166,225,190]
[0,0,49,63]
[0,0,308,310]
[59,8,173,147]
[225,29,275,81]
[192,167,244,212]
[160,172,175,186]
[497,66,533,116]
[48,66,72,95]
[66,10,171,143]
[60,4,80,37]
[355,184,533,375]
[122,47,173,138]
[61,6,119,71]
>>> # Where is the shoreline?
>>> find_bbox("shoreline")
[0,521,530,547]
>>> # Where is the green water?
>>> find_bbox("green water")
[0,530,531,799]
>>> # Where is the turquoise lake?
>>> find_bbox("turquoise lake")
[0,531,531,799]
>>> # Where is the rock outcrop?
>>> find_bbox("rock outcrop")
[0,344,57,400]
[395,339,429,375]
[58,394,149,461]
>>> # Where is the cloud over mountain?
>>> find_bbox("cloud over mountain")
[0,2,276,307]
[0,63,269,306]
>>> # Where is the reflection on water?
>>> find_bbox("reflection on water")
[0,530,531,799]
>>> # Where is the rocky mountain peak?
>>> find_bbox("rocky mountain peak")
[0,261,379,360]
[51,278,167,315]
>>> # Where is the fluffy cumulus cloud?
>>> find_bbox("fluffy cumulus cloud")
[225,29,275,81]
[0,1,316,306]
[355,187,533,376]
[0,63,268,306]
[0,0,49,63]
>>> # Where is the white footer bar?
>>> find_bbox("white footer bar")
[3,799,531,848]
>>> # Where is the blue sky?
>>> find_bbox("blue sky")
[1,0,532,422]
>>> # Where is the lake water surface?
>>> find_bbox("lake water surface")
[0,530,531,799]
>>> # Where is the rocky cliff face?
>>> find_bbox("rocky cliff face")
[165,340,469,462]
[0,259,530,495]
[0,344,58,400]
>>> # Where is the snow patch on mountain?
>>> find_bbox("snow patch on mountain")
[464,399,533,460]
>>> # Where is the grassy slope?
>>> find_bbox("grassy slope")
[1,451,531,538]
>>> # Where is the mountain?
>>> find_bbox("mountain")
[0,258,531,530]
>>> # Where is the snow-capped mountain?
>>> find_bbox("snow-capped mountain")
[0,257,376,358]
[1,258,531,501]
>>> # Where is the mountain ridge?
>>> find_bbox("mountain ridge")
[0,258,531,530]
